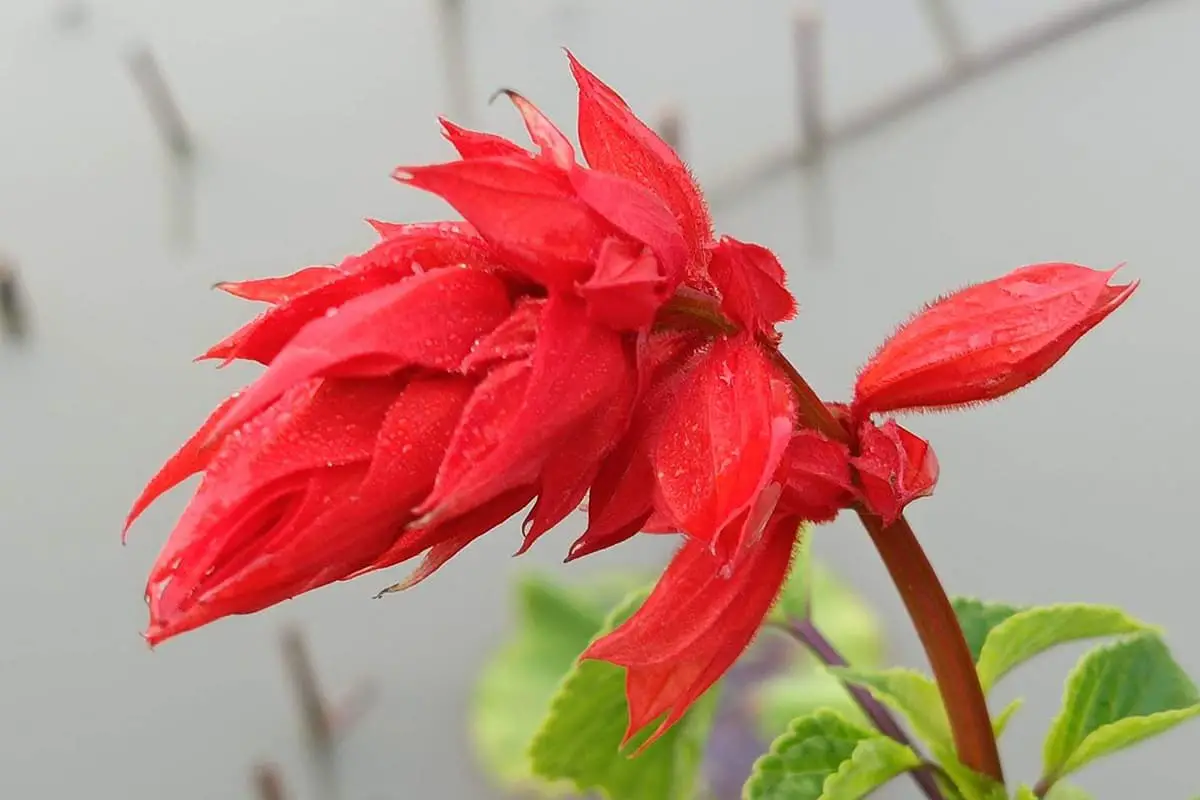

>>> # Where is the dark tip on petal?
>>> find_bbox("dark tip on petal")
[488,87,519,106]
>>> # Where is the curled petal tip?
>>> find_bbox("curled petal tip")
[391,167,416,183]
[487,87,518,106]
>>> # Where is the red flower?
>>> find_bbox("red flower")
[126,53,744,644]
[853,263,1137,417]
[852,419,939,526]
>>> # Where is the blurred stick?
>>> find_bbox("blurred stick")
[251,763,289,800]
[436,0,471,122]
[918,0,970,71]
[280,628,333,755]
[709,0,1170,209]
[126,43,194,160]
[0,257,29,341]
[279,627,378,800]
[793,4,825,165]
[654,105,684,154]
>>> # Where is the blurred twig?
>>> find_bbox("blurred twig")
[251,762,289,800]
[126,42,195,160]
[278,627,379,800]
[654,105,685,154]
[0,256,29,341]
[709,0,1171,209]
[436,0,472,122]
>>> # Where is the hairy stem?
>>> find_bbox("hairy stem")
[782,619,946,800]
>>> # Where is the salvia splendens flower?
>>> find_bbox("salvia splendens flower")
[126,52,1135,748]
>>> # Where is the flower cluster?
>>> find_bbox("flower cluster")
[126,53,1135,748]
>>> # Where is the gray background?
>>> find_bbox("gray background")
[1,0,1197,797]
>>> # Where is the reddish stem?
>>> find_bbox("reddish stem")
[857,511,1004,783]
[778,351,1005,784]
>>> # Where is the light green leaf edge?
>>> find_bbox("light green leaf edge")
[819,736,922,799]
[977,603,1155,692]
[742,710,876,800]
[1042,631,1200,784]
[829,667,952,754]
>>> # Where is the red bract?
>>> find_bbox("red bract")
[394,71,699,330]
[649,335,796,566]
[582,513,800,749]
[852,419,939,526]
[853,263,1138,417]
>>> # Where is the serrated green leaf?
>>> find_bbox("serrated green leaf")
[977,603,1153,691]
[742,710,875,800]
[528,588,718,800]
[1042,632,1200,784]
[829,667,951,753]
[951,597,1024,662]
[992,697,1024,739]
[472,573,637,793]
[755,669,872,738]
[818,736,921,799]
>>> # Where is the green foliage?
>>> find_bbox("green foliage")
[829,667,951,753]
[992,697,1024,739]
[527,589,718,800]
[470,572,644,793]
[1041,632,1200,786]
[951,597,1023,662]
[743,710,917,800]
[755,559,885,739]
[974,603,1153,692]
[819,736,923,799]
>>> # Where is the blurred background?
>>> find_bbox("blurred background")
[1,0,1197,797]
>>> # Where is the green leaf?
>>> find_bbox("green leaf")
[819,736,922,799]
[951,597,1023,662]
[528,588,718,800]
[992,697,1024,739]
[829,667,951,753]
[976,603,1154,691]
[742,710,875,800]
[933,747,1006,800]
[1042,632,1200,784]
[756,560,885,740]
[472,573,638,793]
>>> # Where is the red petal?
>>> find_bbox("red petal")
[582,513,798,747]
[460,298,544,374]
[202,224,492,365]
[578,237,666,330]
[213,267,512,436]
[124,389,246,538]
[394,157,611,290]
[568,330,708,560]
[215,267,344,304]
[519,374,636,552]
[774,431,854,523]
[417,294,634,528]
[501,90,576,170]
[440,117,528,160]
[651,335,796,562]
[853,263,1138,417]
[143,376,414,642]
[851,419,939,525]
[707,236,797,336]
[566,51,713,280]
[365,486,536,587]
